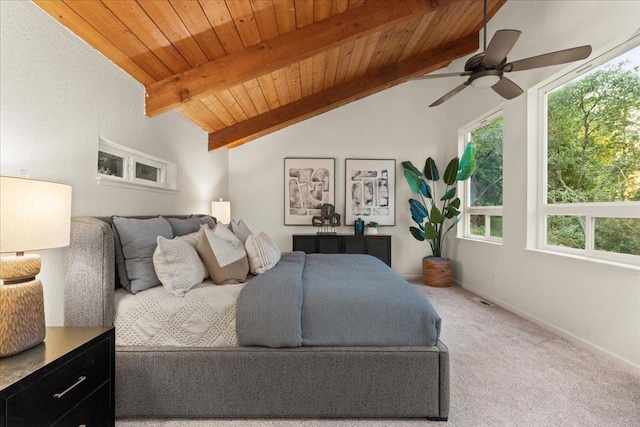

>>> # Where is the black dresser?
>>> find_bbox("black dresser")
[293,234,392,267]
[0,327,115,427]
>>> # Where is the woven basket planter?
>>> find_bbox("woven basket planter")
[422,257,452,288]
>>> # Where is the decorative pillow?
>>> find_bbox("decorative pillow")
[245,232,281,275]
[212,221,243,246]
[175,227,204,249]
[153,236,207,296]
[230,219,253,242]
[196,227,249,284]
[175,226,209,279]
[164,217,203,237]
[112,216,173,294]
[191,215,216,230]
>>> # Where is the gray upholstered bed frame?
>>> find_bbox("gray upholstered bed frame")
[64,216,450,419]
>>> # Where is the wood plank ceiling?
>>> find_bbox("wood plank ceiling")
[34,0,506,150]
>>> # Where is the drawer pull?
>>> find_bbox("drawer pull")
[53,376,86,399]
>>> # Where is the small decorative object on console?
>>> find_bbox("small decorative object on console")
[366,221,379,235]
[354,218,365,235]
[312,203,341,235]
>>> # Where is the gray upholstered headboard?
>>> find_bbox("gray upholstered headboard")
[64,217,116,327]
[63,215,205,328]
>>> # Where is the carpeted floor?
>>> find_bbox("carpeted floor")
[117,283,640,427]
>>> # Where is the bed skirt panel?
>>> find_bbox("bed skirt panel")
[115,344,449,419]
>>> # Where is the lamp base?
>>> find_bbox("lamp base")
[0,254,46,357]
[0,279,45,357]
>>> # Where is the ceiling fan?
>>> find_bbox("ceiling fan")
[416,0,592,107]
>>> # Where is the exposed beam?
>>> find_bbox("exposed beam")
[208,33,479,150]
[145,0,463,117]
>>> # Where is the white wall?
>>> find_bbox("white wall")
[229,81,454,277]
[0,1,228,324]
[229,1,640,373]
[442,0,640,374]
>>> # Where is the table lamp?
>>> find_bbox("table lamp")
[0,176,72,357]
[211,198,231,225]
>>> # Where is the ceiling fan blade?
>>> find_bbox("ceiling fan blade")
[483,29,521,67]
[503,45,592,72]
[492,77,523,100]
[412,72,469,80]
[429,82,470,107]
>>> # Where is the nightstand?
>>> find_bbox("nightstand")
[0,327,115,427]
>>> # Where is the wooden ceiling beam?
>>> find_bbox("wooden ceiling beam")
[208,33,479,150]
[145,0,464,117]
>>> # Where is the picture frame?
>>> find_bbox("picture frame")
[345,158,396,226]
[284,158,335,225]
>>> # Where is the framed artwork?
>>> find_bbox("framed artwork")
[284,158,335,225]
[345,158,396,226]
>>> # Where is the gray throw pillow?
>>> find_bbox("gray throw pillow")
[112,225,130,290]
[112,216,173,294]
[164,217,202,237]
[191,215,216,229]
[230,219,253,242]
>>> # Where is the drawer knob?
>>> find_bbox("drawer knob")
[53,376,86,399]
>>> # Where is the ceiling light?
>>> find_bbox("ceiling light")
[470,74,501,89]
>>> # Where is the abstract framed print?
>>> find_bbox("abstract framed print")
[284,158,335,225]
[345,158,395,226]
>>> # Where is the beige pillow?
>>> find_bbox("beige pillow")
[153,236,207,296]
[245,232,281,275]
[196,227,249,284]
[213,222,242,245]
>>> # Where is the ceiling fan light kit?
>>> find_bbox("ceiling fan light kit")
[419,0,592,106]
[469,70,502,89]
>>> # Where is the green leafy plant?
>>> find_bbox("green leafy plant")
[367,221,379,228]
[401,143,476,258]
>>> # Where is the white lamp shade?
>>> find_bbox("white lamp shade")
[1,176,72,253]
[211,200,231,224]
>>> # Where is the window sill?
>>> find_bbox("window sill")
[525,248,640,273]
[96,176,178,194]
[456,236,503,247]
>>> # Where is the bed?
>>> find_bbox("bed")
[63,216,450,420]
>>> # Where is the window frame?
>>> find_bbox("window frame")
[536,35,640,264]
[97,138,177,192]
[459,107,504,243]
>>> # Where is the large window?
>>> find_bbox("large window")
[460,109,503,242]
[538,36,640,263]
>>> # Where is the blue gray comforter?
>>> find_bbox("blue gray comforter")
[236,252,441,348]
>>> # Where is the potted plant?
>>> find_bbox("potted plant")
[401,143,476,287]
[366,221,379,235]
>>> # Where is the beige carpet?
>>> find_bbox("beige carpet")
[117,283,640,427]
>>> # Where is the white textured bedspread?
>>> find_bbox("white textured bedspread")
[114,281,244,347]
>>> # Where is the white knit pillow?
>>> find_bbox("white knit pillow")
[153,236,207,296]
[245,232,281,274]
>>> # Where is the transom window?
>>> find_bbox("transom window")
[460,109,504,242]
[538,36,640,264]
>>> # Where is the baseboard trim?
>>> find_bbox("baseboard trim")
[454,280,640,376]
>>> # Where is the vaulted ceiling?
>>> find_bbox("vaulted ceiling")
[34,0,506,150]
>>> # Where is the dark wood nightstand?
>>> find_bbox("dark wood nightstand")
[0,327,115,427]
